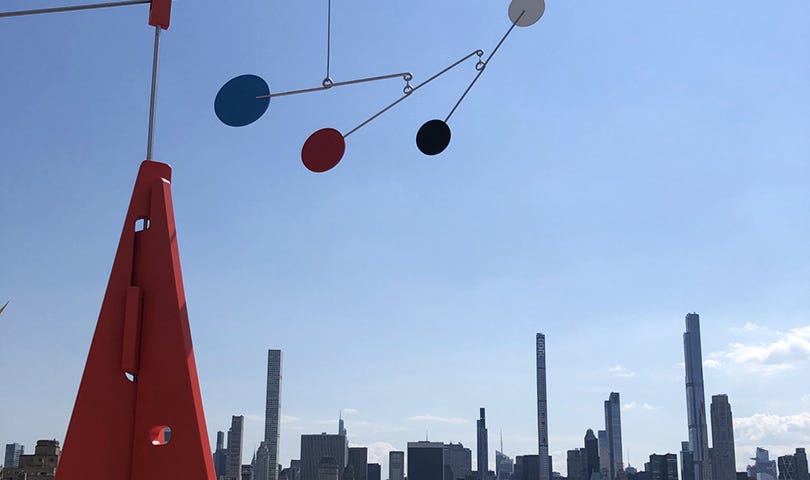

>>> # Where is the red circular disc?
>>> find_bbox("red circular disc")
[301,128,346,173]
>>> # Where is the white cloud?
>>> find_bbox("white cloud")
[244,413,263,424]
[706,325,810,374]
[802,394,810,406]
[730,322,771,334]
[409,414,467,424]
[733,412,810,459]
[281,414,299,424]
[366,441,395,464]
[609,365,636,378]
[623,402,661,411]
[703,359,723,369]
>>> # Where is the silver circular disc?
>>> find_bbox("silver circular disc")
[508,0,545,27]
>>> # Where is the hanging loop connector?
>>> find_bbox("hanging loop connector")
[322,77,334,88]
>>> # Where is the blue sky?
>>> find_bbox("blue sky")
[1,0,809,476]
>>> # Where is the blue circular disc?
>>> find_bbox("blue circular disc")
[215,74,270,127]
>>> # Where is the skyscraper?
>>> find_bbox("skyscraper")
[568,450,585,480]
[709,395,736,480]
[478,408,489,480]
[390,451,405,480]
[683,313,712,480]
[301,434,348,480]
[368,463,382,480]
[517,455,540,480]
[445,443,473,480]
[598,431,610,479]
[409,442,445,480]
[646,455,678,480]
[747,448,777,480]
[348,447,369,480]
[214,431,228,478]
[256,443,273,480]
[680,443,694,480]
[778,450,809,480]
[604,393,623,480]
[227,416,246,480]
[263,349,283,480]
[537,333,550,480]
[779,455,798,480]
[795,449,809,480]
[4,443,24,468]
[339,412,347,436]
[584,430,600,479]
[496,434,514,480]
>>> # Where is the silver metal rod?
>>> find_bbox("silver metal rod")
[257,72,412,99]
[0,0,148,18]
[326,0,332,80]
[146,26,160,160]
[343,50,483,138]
[445,10,524,122]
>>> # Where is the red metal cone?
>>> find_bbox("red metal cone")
[57,160,215,480]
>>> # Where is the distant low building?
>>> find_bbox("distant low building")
[0,440,60,480]
[748,449,777,480]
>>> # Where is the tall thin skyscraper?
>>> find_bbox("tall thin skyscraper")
[339,412,346,436]
[683,313,712,480]
[584,430,599,478]
[710,395,736,480]
[263,349,283,480]
[598,431,609,479]
[478,408,489,480]
[227,415,245,480]
[604,393,623,480]
[214,431,228,478]
[537,333,550,480]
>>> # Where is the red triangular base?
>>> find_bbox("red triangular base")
[57,161,215,480]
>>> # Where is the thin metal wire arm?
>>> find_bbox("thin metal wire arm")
[343,50,484,138]
[444,10,524,122]
[257,72,413,99]
[0,0,148,18]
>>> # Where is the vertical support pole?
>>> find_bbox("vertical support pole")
[146,26,161,160]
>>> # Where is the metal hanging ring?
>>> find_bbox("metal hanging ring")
[475,60,486,71]
[403,84,413,95]
[322,77,334,88]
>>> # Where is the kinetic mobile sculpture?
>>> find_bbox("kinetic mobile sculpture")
[215,0,545,172]
[1,0,546,478]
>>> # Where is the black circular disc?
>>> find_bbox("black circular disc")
[416,119,451,156]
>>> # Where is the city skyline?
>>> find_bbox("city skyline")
[2,1,808,478]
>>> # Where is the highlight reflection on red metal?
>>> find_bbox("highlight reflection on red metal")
[56,161,214,480]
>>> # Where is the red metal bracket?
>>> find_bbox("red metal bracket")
[148,0,171,29]
[56,161,214,480]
